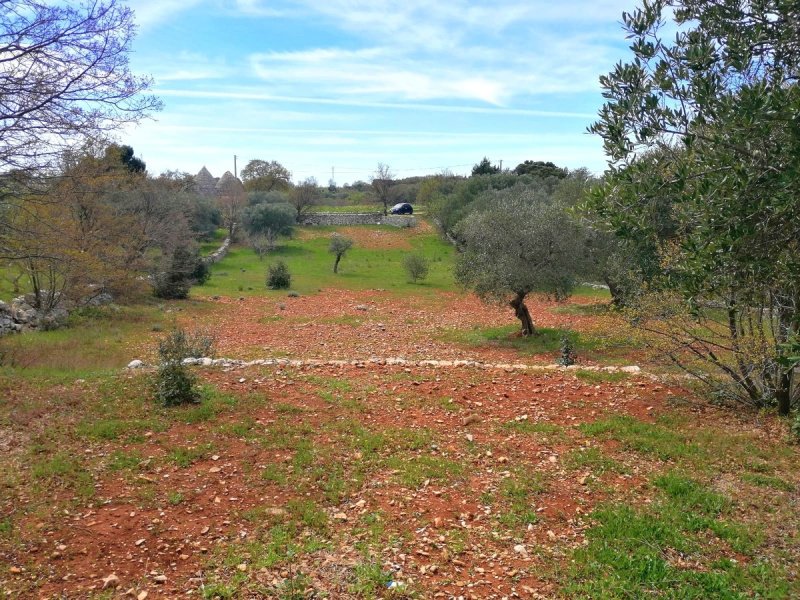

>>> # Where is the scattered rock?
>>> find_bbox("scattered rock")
[127,360,144,369]
[102,574,120,589]
[513,544,527,555]
[462,414,481,426]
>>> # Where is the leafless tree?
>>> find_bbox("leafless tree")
[289,177,320,222]
[0,0,161,174]
[371,163,394,215]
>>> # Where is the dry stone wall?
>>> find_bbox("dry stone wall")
[301,213,416,227]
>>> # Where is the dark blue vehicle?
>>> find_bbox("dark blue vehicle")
[389,202,413,215]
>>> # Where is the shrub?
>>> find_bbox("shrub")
[153,328,216,407]
[249,232,276,259]
[403,254,429,283]
[242,202,295,237]
[267,260,291,289]
[152,245,205,299]
[557,335,577,366]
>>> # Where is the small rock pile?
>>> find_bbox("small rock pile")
[0,292,113,336]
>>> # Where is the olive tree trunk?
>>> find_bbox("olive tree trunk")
[510,291,535,336]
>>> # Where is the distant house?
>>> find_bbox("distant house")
[193,166,218,197]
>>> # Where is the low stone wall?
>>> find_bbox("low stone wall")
[301,213,416,228]
[203,236,231,265]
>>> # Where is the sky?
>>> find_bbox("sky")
[122,0,636,185]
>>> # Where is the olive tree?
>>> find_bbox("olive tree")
[454,189,586,336]
[240,159,292,192]
[329,233,353,274]
[587,0,800,414]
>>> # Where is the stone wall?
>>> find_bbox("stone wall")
[202,235,231,265]
[301,213,416,228]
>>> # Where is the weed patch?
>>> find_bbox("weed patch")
[580,415,698,460]
[565,472,784,598]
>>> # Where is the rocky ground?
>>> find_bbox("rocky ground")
[1,289,797,599]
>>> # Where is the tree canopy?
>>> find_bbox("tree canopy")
[512,161,567,179]
[587,0,800,413]
[240,160,292,192]
[455,187,586,336]
[471,157,501,176]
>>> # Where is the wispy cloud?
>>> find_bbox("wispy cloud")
[235,0,628,106]
[154,88,596,118]
[127,0,205,30]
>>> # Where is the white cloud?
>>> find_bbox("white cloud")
[127,0,205,30]
[235,1,628,106]
[154,88,596,118]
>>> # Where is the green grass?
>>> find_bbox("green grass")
[165,443,214,468]
[350,559,393,597]
[200,224,456,297]
[573,369,630,384]
[386,454,464,488]
[30,453,94,498]
[199,228,228,256]
[0,303,169,373]
[309,204,384,213]
[579,415,698,461]
[0,517,12,538]
[76,418,159,441]
[497,471,546,527]
[107,450,143,471]
[566,447,627,475]
[565,472,784,598]
[167,491,184,505]
[741,472,795,492]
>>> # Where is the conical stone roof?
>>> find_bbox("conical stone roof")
[193,166,218,197]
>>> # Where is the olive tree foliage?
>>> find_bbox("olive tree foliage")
[0,0,161,174]
[455,188,587,336]
[329,233,353,274]
[241,202,295,257]
[587,0,800,413]
[240,159,292,192]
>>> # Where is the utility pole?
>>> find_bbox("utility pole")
[499,159,503,172]
[234,155,238,179]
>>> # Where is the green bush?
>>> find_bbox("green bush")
[267,260,291,289]
[403,254,429,283]
[152,245,205,299]
[153,328,215,407]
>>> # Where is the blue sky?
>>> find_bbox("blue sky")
[123,0,634,184]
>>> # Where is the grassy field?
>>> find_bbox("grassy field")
[200,224,456,297]
[0,220,798,599]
